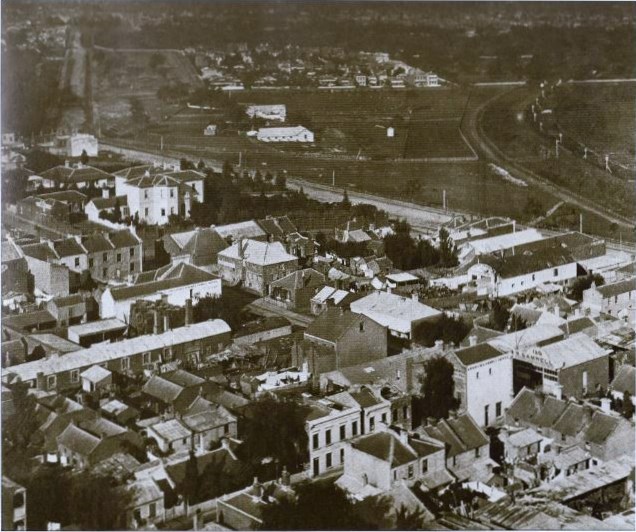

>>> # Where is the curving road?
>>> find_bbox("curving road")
[462,87,635,228]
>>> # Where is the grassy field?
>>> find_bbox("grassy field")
[93,48,202,134]
[480,86,636,220]
[554,83,636,170]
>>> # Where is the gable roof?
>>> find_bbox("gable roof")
[164,228,228,260]
[52,238,86,258]
[421,414,489,458]
[142,375,184,403]
[537,334,609,369]
[215,221,267,241]
[40,165,113,184]
[87,194,128,210]
[269,268,325,291]
[218,239,298,266]
[351,431,418,468]
[454,343,504,367]
[108,263,217,301]
[1,240,25,263]
[596,278,636,299]
[350,291,441,334]
[305,308,376,344]
[57,423,101,456]
[610,365,635,396]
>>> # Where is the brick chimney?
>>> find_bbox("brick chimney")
[600,397,612,413]
[469,335,478,346]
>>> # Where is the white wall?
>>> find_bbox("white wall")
[465,354,513,427]
[497,262,579,297]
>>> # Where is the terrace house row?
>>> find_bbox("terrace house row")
[2,320,232,392]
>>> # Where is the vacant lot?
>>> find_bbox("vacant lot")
[480,86,636,220]
[93,48,203,134]
[553,83,636,170]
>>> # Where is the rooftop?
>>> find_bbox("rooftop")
[350,291,441,334]
[595,277,636,299]
[305,308,379,344]
[218,239,298,266]
[67,318,127,337]
[454,343,505,367]
[149,418,191,442]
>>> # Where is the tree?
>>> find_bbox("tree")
[182,451,199,513]
[412,356,460,426]
[413,314,471,347]
[80,149,89,165]
[238,396,310,473]
[623,391,634,419]
[394,504,427,530]
[488,299,511,331]
[192,294,245,330]
[275,172,287,189]
[260,482,376,530]
[341,188,351,208]
[180,158,195,170]
[113,197,122,222]
[568,273,605,301]
[438,227,458,267]
[66,471,133,530]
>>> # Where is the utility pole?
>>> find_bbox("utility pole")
[443,189,447,211]
[239,151,242,167]
[332,169,335,187]
[579,213,583,234]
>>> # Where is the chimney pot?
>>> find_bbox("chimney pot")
[469,335,478,346]
[600,397,611,413]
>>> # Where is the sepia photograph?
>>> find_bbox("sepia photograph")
[1,1,635,530]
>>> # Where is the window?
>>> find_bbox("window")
[421,459,428,474]
[532,274,536,281]
[163,347,172,361]
[476,372,479,379]
[74,257,80,267]
[89,258,94,268]
[392,410,398,423]
[352,421,358,436]
[145,208,149,216]
[359,321,364,332]
[161,208,166,217]
[121,357,130,370]
[553,268,559,277]
[143,352,151,365]
[313,458,320,476]
[70,369,79,383]
[381,412,387,424]
[484,404,489,426]
[340,425,346,440]
[13,492,24,508]
[393,470,397,480]
[496,401,502,417]
[103,268,108,278]
[408,465,414,479]
[561,433,566,442]
[452,456,457,467]
[149,503,156,519]
[170,188,175,198]
[403,405,408,419]
[325,429,332,445]
[47,375,56,390]
[170,207,175,215]
[475,447,481,458]
[582,370,588,393]
[103,252,108,261]
[224,424,230,434]
[117,253,122,262]
[369,416,375,432]
[144,190,149,199]
[313,433,319,450]
[340,448,345,463]
[131,262,135,272]
[130,247,135,256]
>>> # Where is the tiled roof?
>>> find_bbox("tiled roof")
[305,308,372,343]
[215,221,267,240]
[351,431,418,468]
[350,388,383,408]
[478,233,603,279]
[5,320,231,382]
[113,165,163,179]
[81,233,114,253]
[1,240,25,262]
[506,427,543,448]
[57,423,101,456]
[109,263,217,301]
[36,190,88,203]
[164,170,205,182]
[40,165,113,184]
[150,418,191,442]
[52,238,86,258]
[109,230,141,249]
[583,411,621,445]
[350,291,441,334]
[181,407,235,433]
[163,369,206,388]
[50,294,84,308]
[559,317,596,335]
[142,375,184,403]
[269,268,325,291]
[165,228,227,262]
[88,194,128,210]
[596,278,636,299]
[311,286,351,305]
[538,334,608,369]
[532,396,569,428]
[422,414,488,458]
[80,365,112,383]
[552,403,591,437]
[21,242,59,261]
[610,365,635,396]
[454,343,504,367]
[218,239,298,266]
